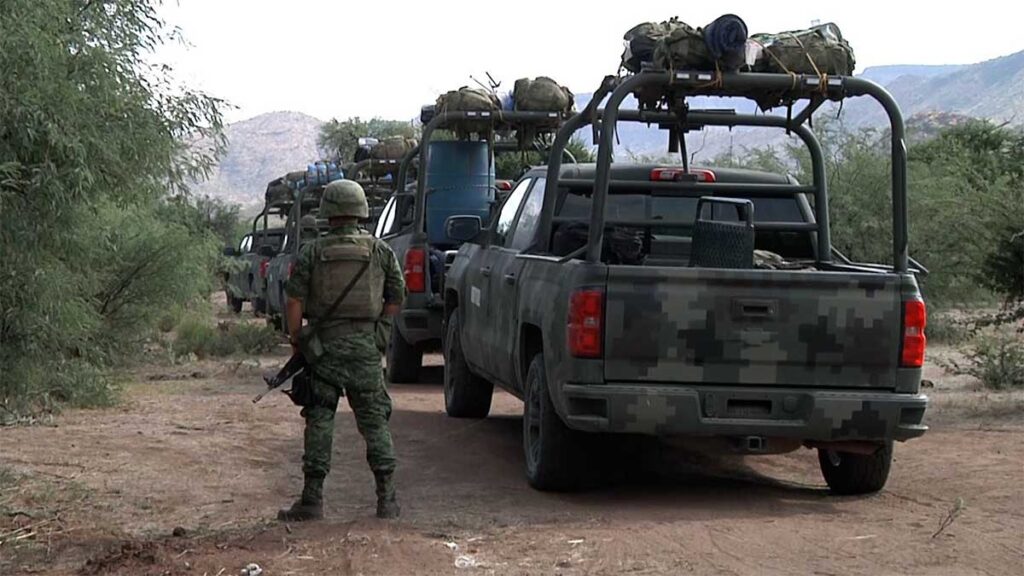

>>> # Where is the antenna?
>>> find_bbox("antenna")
[470,75,490,92]
[470,72,502,93]
[485,72,501,91]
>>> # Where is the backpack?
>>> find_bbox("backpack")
[512,77,575,115]
[652,19,712,71]
[622,16,748,73]
[751,23,855,76]
[436,87,501,138]
[369,137,416,161]
[367,137,416,177]
[621,21,672,73]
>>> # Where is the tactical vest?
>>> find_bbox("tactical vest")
[307,233,384,322]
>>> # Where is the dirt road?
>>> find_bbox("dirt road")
[1,338,1022,575]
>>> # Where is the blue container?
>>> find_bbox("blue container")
[305,161,344,187]
[423,141,495,246]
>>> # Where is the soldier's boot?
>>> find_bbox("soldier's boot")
[277,475,324,522]
[374,471,400,519]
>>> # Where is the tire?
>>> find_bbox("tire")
[443,310,493,418]
[817,441,893,495]
[386,323,422,383]
[523,353,586,491]
[227,293,243,314]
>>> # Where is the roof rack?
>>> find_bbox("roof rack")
[539,71,910,272]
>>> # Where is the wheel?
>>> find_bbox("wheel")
[227,292,243,314]
[817,441,893,495]
[386,323,422,383]
[523,353,586,491]
[443,310,493,418]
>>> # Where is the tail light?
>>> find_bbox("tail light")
[404,248,426,293]
[650,168,716,182]
[287,261,295,279]
[496,180,513,192]
[259,260,269,279]
[900,299,927,368]
[568,289,604,358]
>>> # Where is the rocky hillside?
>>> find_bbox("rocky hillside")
[194,51,1023,205]
[845,51,1024,128]
[191,111,323,207]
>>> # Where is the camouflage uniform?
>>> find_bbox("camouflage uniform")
[281,180,405,520]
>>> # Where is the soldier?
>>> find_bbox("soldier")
[279,180,406,521]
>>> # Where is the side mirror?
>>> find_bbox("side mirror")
[445,215,483,243]
[258,245,276,257]
[223,246,238,257]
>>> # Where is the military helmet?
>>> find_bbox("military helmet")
[299,214,318,228]
[319,179,369,219]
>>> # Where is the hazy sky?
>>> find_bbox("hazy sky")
[157,1,1024,123]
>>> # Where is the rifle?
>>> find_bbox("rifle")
[253,352,308,404]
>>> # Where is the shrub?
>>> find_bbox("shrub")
[955,333,1024,390]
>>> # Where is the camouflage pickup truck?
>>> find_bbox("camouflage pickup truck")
[379,124,572,384]
[224,226,286,314]
[442,71,929,493]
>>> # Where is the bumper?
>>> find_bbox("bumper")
[559,383,928,442]
[396,307,443,347]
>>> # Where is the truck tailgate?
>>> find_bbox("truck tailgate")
[604,268,903,389]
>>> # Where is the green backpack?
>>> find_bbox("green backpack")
[622,18,714,73]
[436,87,501,138]
[512,77,574,115]
[751,23,855,76]
[653,19,713,71]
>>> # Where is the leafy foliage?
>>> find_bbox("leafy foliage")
[172,316,280,359]
[0,0,228,418]
[716,118,1024,309]
[318,117,418,164]
[949,333,1024,390]
[495,136,596,180]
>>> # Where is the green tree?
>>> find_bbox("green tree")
[494,136,596,179]
[710,118,1022,309]
[163,195,243,248]
[318,117,418,163]
[0,0,226,418]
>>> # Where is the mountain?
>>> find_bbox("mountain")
[842,51,1024,128]
[191,111,324,206]
[856,64,967,87]
[572,50,1024,159]
[195,51,1023,205]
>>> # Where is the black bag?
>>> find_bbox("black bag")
[550,222,645,265]
[284,370,315,407]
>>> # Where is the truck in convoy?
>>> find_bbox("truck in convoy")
[442,71,929,494]
[377,111,575,383]
[263,162,342,331]
[223,183,290,315]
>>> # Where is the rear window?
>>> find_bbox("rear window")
[553,190,813,259]
[254,232,286,251]
[557,192,801,223]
